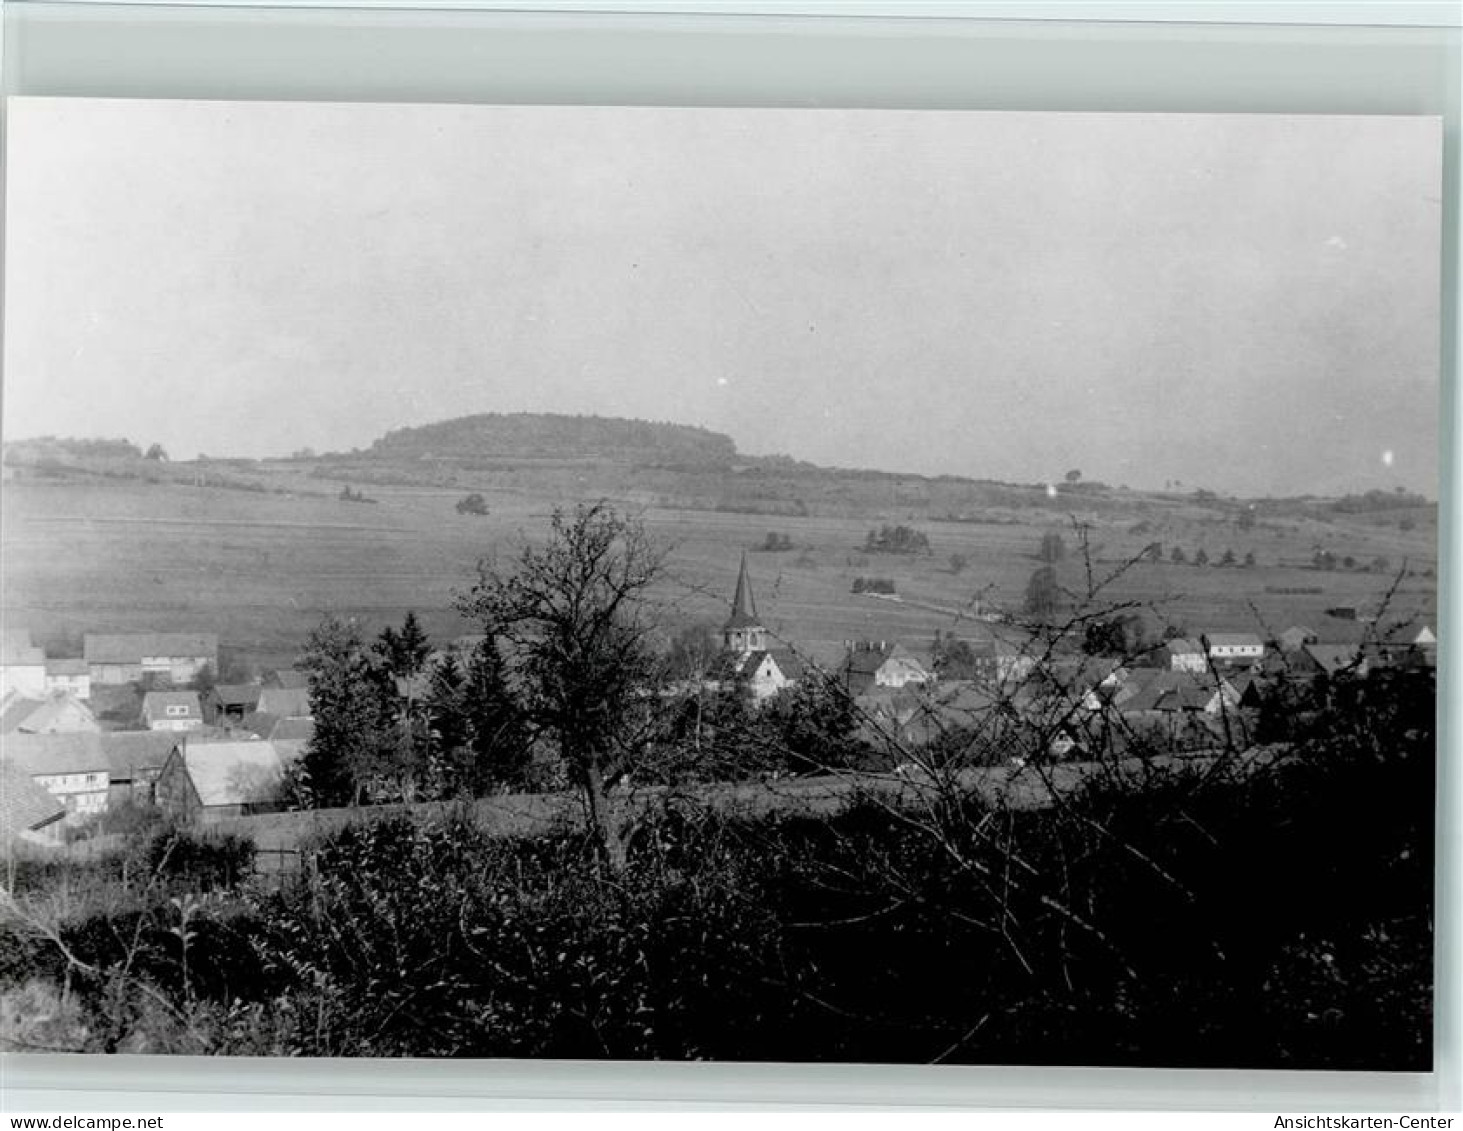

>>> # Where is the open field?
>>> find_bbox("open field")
[1,465,1437,672]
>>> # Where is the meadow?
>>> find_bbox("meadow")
[1,460,1437,674]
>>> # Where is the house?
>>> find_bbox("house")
[258,686,311,718]
[0,629,47,698]
[1202,633,1265,666]
[839,642,933,699]
[154,740,288,821]
[728,648,805,704]
[1118,669,1240,717]
[717,555,802,703]
[141,690,205,732]
[1163,638,1208,674]
[3,731,180,814]
[2,735,112,823]
[99,731,180,805]
[0,758,67,847]
[1276,626,1319,653]
[1301,643,1370,680]
[44,658,91,700]
[84,632,218,686]
[263,668,310,690]
[0,690,100,735]
[967,636,1038,688]
[207,683,262,723]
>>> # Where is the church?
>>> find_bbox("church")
[721,554,804,704]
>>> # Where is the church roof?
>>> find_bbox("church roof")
[724,553,761,630]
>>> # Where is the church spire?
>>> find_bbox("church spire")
[723,552,766,654]
[730,552,757,625]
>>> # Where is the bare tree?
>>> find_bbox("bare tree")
[456,502,668,870]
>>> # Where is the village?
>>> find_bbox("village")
[0,547,1437,852]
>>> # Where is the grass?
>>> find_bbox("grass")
[2,469,1437,674]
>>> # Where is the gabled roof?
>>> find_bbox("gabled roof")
[237,711,281,740]
[258,687,310,717]
[100,732,182,779]
[177,741,284,808]
[1277,626,1317,649]
[1164,637,1205,655]
[264,669,309,690]
[141,690,203,717]
[3,732,113,775]
[211,684,262,709]
[0,759,66,835]
[1203,633,1264,649]
[84,633,218,664]
[269,716,316,743]
[724,553,761,630]
[0,691,97,735]
[1302,643,1368,676]
[44,658,88,677]
[1119,670,1235,713]
[3,731,179,778]
[739,649,804,682]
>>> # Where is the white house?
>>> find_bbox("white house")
[730,648,805,703]
[3,736,112,823]
[1202,633,1265,665]
[840,643,933,698]
[719,555,803,704]
[44,658,91,700]
[1164,638,1208,674]
[0,629,47,698]
[141,690,205,732]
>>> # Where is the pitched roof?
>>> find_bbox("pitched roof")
[237,711,281,740]
[44,658,88,677]
[84,633,218,664]
[1164,637,1205,655]
[0,759,66,835]
[1303,643,1369,676]
[264,669,309,690]
[1204,633,1265,649]
[269,716,316,743]
[0,691,97,735]
[178,741,285,808]
[141,691,204,717]
[3,731,179,778]
[1119,670,1234,713]
[739,649,805,682]
[724,553,761,630]
[211,684,262,709]
[99,732,182,779]
[257,687,310,717]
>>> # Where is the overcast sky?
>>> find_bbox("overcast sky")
[3,99,1441,497]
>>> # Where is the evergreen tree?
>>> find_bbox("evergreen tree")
[425,654,468,756]
[461,636,530,794]
[375,611,433,680]
[299,615,398,807]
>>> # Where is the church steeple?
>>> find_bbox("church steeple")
[723,553,766,654]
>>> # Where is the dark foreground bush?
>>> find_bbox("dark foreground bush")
[2,670,1433,1065]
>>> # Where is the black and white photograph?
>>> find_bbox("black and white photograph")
[0,98,1441,1068]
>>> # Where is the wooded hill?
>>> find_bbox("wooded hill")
[364,413,741,469]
